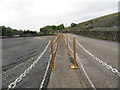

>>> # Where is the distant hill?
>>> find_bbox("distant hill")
[65,12,119,31]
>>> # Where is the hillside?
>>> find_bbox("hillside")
[65,12,119,31]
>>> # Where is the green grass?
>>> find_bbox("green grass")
[65,12,119,31]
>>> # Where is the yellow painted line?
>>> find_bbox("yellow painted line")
[34,37,45,39]
[34,36,56,39]
[42,36,56,38]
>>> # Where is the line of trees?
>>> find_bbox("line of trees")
[40,24,64,34]
[1,26,24,37]
[0,26,37,37]
[1,24,65,38]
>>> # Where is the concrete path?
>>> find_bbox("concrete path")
[47,35,88,88]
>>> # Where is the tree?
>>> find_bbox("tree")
[18,30,23,34]
[1,26,37,37]
[13,29,19,35]
[6,27,14,37]
[71,23,76,27]
[40,27,48,34]
[57,24,64,30]
[40,25,54,34]
[51,25,57,30]
[2,26,7,36]
[39,24,65,35]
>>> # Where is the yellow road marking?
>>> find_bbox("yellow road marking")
[34,36,56,39]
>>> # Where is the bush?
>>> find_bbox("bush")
[40,24,64,34]
[71,23,76,27]
[6,28,14,37]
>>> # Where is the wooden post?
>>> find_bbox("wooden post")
[56,40,58,51]
[66,35,68,50]
[50,40,55,70]
[71,38,78,69]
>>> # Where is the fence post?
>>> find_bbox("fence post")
[62,34,63,38]
[58,34,60,40]
[71,38,78,69]
[66,35,70,56]
[56,38,58,51]
[50,40,55,70]
[63,35,66,44]
[56,34,60,51]
[66,35,68,50]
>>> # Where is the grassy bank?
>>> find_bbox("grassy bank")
[63,30,119,41]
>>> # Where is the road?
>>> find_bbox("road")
[67,33,118,88]
[2,34,119,89]
[2,36,55,88]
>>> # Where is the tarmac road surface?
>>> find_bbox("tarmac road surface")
[2,36,55,88]
[2,34,119,89]
[67,33,118,88]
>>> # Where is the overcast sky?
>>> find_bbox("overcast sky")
[0,0,119,31]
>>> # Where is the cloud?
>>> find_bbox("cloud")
[0,0,119,31]
[65,2,118,23]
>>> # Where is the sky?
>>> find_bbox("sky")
[0,0,119,32]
